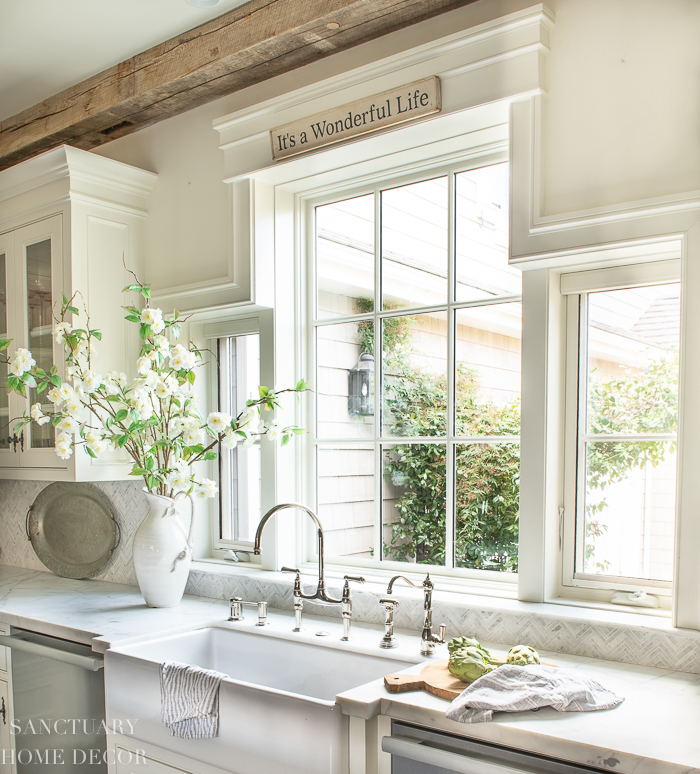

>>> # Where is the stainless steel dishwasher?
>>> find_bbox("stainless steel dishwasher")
[384,722,610,773]
[0,628,106,773]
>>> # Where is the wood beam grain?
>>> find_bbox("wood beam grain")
[0,0,478,171]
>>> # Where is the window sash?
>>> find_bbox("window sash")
[562,271,681,597]
[309,159,520,576]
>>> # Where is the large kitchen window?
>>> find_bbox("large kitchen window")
[311,161,522,576]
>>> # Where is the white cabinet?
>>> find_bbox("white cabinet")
[0,625,15,774]
[0,145,157,481]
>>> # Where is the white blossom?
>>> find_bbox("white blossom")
[47,387,63,405]
[56,416,79,435]
[140,307,163,327]
[151,318,166,334]
[207,412,232,435]
[242,435,256,449]
[168,344,197,372]
[55,432,73,460]
[82,371,102,393]
[58,383,75,403]
[9,348,35,377]
[136,356,152,375]
[195,479,218,499]
[53,322,72,345]
[30,403,50,426]
[221,430,239,449]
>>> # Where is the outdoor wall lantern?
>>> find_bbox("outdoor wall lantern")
[348,353,374,416]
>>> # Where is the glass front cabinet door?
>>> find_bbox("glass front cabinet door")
[0,216,66,471]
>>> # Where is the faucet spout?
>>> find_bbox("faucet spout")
[254,503,338,604]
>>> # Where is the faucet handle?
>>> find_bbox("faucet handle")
[281,566,301,574]
[436,623,446,643]
[344,574,365,584]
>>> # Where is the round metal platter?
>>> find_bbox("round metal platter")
[26,482,119,579]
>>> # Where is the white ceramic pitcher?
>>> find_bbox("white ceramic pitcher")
[133,490,194,608]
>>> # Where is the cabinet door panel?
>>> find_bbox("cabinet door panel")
[14,216,66,470]
[0,676,15,774]
[0,233,14,467]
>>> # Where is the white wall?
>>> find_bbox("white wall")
[543,0,700,215]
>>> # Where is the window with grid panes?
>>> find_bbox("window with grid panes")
[312,161,522,573]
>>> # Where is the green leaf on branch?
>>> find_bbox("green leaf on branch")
[258,385,270,398]
[203,451,217,461]
[6,376,19,392]
[130,467,147,476]
[140,324,151,340]
[37,381,47,394]
[292,427,306,435]
[147,476,158,490]
[125,314,140,323]
[50,375,62,388]
[186,371,195,385]
[67,306,79,315]
[85,447,97,458]
[281,434,290,447]
[171,323,181,340]
[117,435,129,448]
[114,409,129,423]
[22,374,37,389]
[52,416,62,427]
[91,330,102,341]
[0,339,11,352]
[296,379,310,392]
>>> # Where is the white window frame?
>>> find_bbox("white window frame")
[559,260,682,607]
[305,154,522,590]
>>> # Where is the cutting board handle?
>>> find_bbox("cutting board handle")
[384,673,426,693]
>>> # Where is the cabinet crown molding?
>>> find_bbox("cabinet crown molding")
[0,145,158,228]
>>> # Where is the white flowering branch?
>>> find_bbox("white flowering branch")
[0,283,309,499]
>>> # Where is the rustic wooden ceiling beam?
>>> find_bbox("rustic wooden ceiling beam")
[0,0,477,172]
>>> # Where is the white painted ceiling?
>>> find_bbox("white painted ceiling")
[0,0,252,123]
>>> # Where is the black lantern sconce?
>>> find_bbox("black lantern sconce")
[348,353,374,416]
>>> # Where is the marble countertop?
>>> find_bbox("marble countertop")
[0,564,698,774]
[0,564,229,651]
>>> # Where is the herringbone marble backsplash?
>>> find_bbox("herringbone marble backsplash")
[1,479,699,675]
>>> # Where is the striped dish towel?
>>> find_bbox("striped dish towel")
[160,660,228,739]
[445,664,624,724]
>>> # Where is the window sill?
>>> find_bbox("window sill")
[190,559,683,634]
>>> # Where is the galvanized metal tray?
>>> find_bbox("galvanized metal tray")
[26,482,120,579]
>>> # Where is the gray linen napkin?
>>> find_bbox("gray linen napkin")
[160,660,228,739]
[445,664,624,724]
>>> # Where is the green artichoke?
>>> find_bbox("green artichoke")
[447,636,481,655]
[448,645,496,683]
[506,645,540,665]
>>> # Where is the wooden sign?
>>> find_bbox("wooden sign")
[270,77,441,161]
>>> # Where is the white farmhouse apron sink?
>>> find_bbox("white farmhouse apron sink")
[105,624,413,774]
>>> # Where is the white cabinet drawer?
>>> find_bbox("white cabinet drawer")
[115,748,190,773]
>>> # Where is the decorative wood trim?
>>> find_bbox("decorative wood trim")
[0,0,481,172]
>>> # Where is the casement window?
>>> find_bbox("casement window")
[217,331,262,543]
[310,160,522,580]
[561,263,681,604]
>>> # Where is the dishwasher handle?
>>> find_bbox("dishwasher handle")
[383,736,534,774]
[0,634,104,671]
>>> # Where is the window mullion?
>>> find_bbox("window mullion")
[374,186,383,560]
[445,171,456,569]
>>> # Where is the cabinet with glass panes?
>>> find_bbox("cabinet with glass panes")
[0,146,156,480]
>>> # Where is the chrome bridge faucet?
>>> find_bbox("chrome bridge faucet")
[379,573,446,655]
[253,503,365,639]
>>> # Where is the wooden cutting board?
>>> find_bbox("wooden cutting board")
[384,660,468,701]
